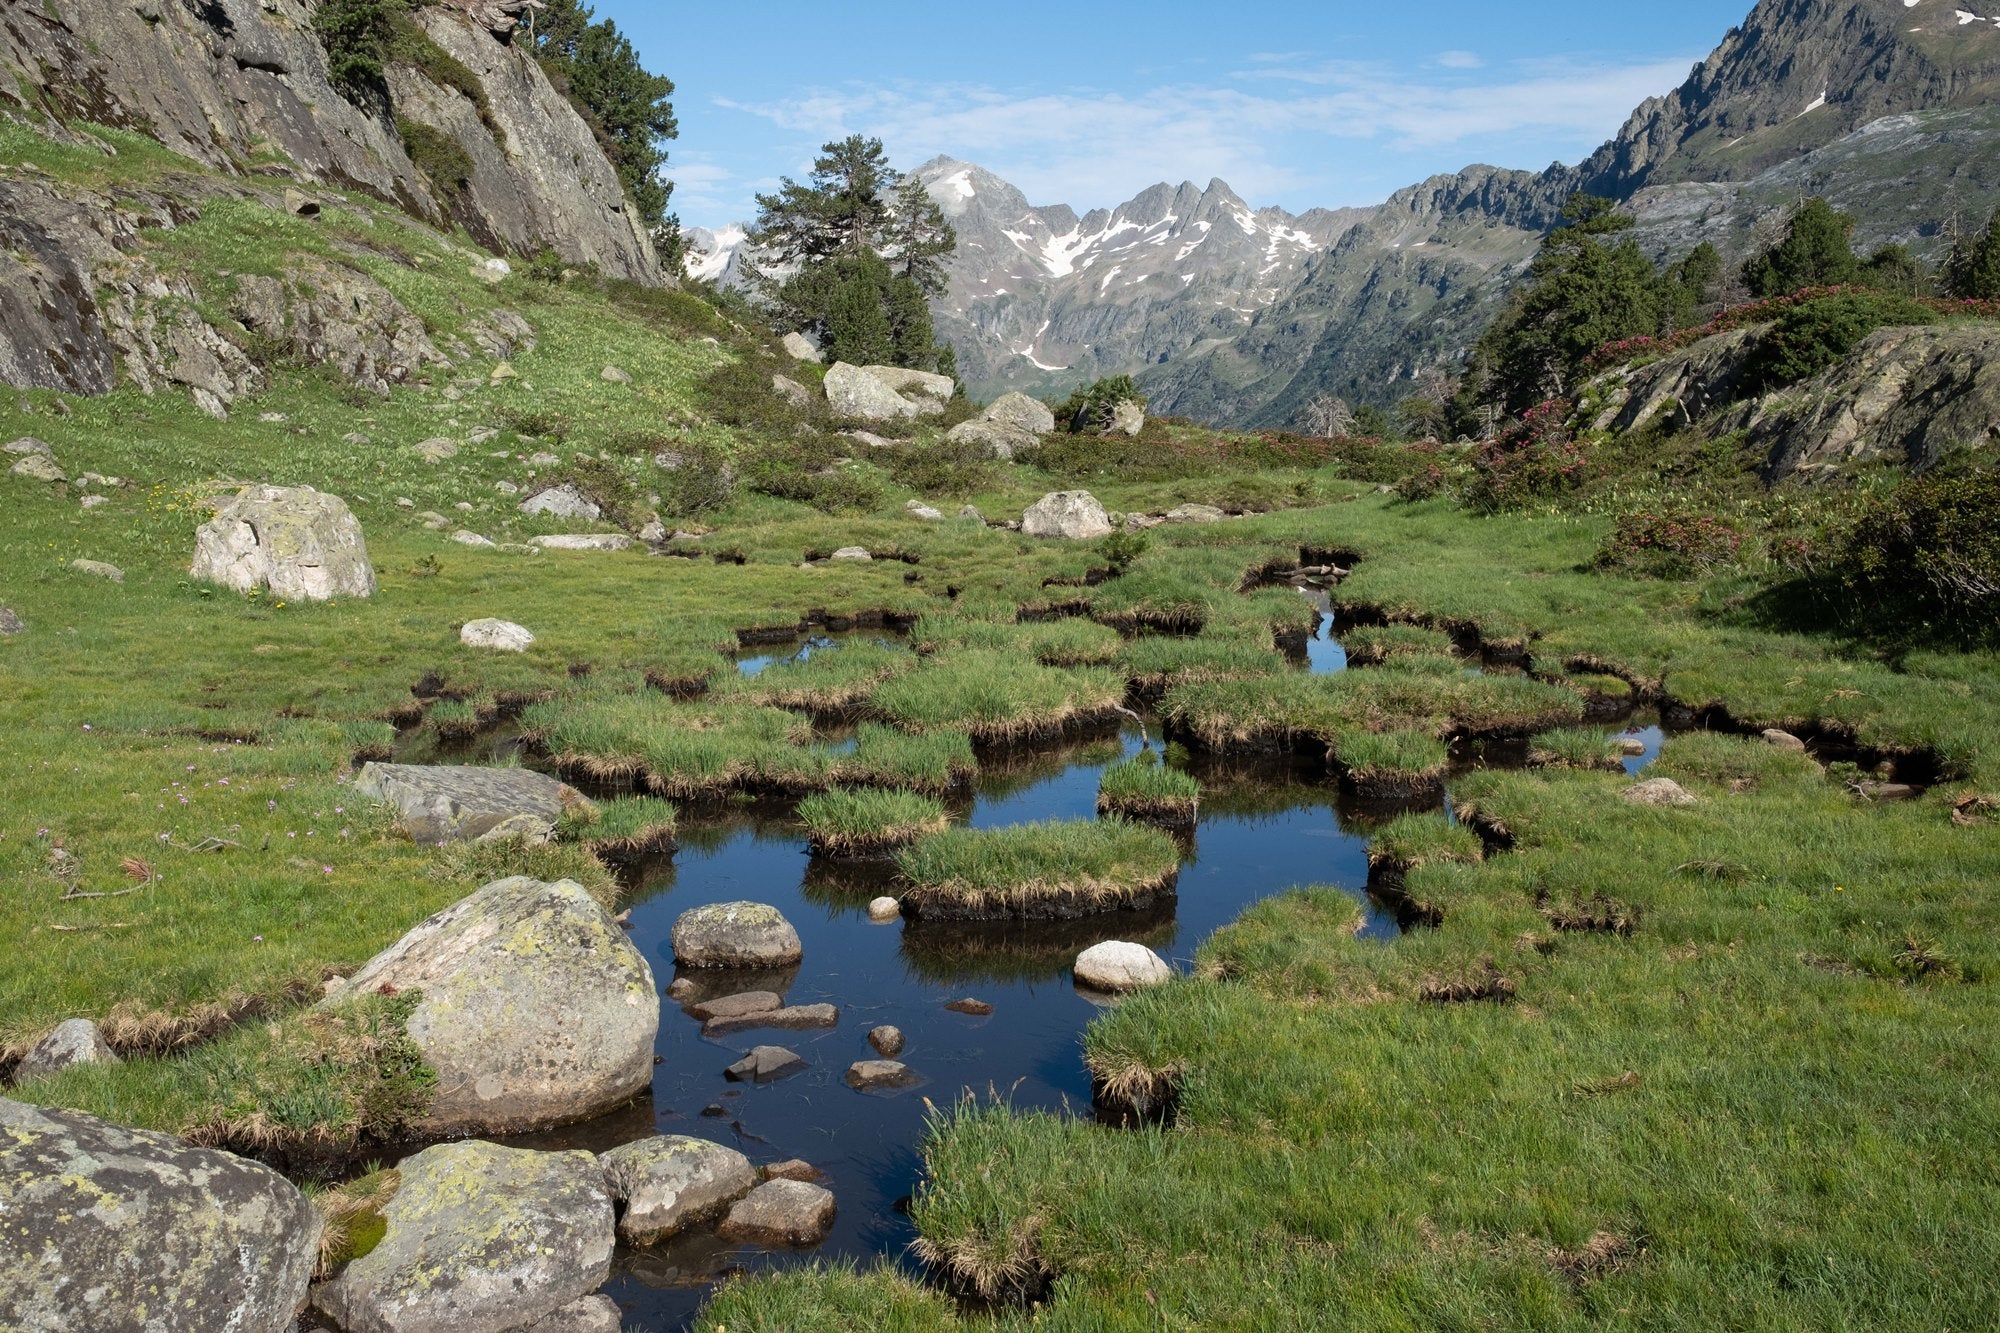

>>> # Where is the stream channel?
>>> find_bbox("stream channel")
[391,609,1664,1330]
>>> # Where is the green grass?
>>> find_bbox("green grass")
[871,651,1126,744]
[839,724,979,793]
[909,613,1125,668]
[1331,728,1452,795]
[797,788,949,857]
[895,819,1184,921]
[559,794,678,859]
[1116,632,1284,696]
[1341,622,1459,665]
[730,640,915,712]
[1096,755,1201,824]
[1531,726,1626,771]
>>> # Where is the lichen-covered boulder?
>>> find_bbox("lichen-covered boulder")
[0,1097,320,1333]
[946,416,1033,460]
[863,365,954,405]
[672,901,804,969]
[599,1135,757,1243]
[717,1179,836,1246]
[190,485,375,601]
[985,391,1056,438]
[1022,490,1114,540]
[326,877,657,1135]
[313,1140,613,1333]
[10,452,65,482]
[16,1018,120,1080]
[355,763,588,845]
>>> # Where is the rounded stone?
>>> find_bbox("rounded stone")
[868,1025,905,1057]
[17,1018,119,1081]
[673,901,804,969]
[1623,777,1698,807]
[1075,941,1174,994]
[599,1135,757,1242]
[189,484,375,601]
[718,1179,836,1247]
[867,896,901,923]
[461,618,535,652]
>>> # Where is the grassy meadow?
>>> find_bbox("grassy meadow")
[2,119,1997,1330]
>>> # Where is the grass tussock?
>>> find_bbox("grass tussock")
[1529,726,1625,771]
[1117,633,1281,699]
[310,1166,400,1278]
[895,819,1183,921]
[1333,729,1450,798]
[1341,623,1457,666]
[1164,667,1585,754]
[839,724,979,793]
[871,651,1126,745]
[798,788,949,857]
[1096,754,1201,825]
[910,614,1124,667]
[560,795,678,860]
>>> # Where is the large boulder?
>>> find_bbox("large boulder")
[781,331,823,364]
[864,365,954,406]
[16,1018,120,1080]
[599,1135,757,1243]
[946,416,1033,461]
[673,901,804,969]
[314,1140,614,1333]
[519,485,601,521]
[189,485,375,601]
[985,391,1057,438]
[1108,399,1146,437]
[325,877,657,1135]
[0,1097,320,1333]
[1022,490,1114,540]
[355,762,589,845]
[825,362,925,420]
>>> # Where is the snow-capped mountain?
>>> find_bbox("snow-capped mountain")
[684,224,753,287]
[913,158,1362,399]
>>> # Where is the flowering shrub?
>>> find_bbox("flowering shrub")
[1465,399,1598,512]
[1583,288,2000,376]
[1594,509,1746,579]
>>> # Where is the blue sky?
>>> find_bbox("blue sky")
[595,0,1757,229]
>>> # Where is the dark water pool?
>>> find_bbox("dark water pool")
[419,617,1666,1329]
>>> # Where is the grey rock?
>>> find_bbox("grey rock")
[864,365,954,405]
[70,559,123,582]
[314,1140,614,1333]
[345,432,373,445]
[453,530,499,549]
[190,485,376,601]
[531,534,635,552]
[726,1045,807,1083]
[868,1025,905,1057]
[772,374,816,410]
[701,1005,839,1039]
[520,485,601,521]
[509,1295,622,1333]
[9,452,64,482]
[781,331,823,363]
[867,896,901,922]
[1074,941,1173,993]
[529,451,564,468]
[984,390,1056,437]
[764,1159,824,1183]
[461,617,534,651]
[1623,777,1698,808]
[78,494,108,510]
[601,365,632,384]
[494,480,520,495]
[957,505,985,522]
[0,607,22,635]
[830,546,872,561]
[906,502,945,521]
[600,1135,757,1243]
[0,1097,319,1333]
[414,437,459,463]
[843,430,895,449]
[16,1018,120,1081]
[1108,399,1146,436]
[717,1179,837,1247]
[325,877,655,1135]
[4,437,51,455]
[1163,503,1227,523]
[1763,729,1809,752]
[354,762,587,845]
[1022,490,1114,540]
[230,259,447,395]
[673,901,804,969]
[946,416,1034,460]
[686,991,784,1022]
[845,1060,920,1092]
[826,361,925,420]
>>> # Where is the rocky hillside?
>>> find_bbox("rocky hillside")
[0,0,657,280]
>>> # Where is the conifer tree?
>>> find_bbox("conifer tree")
[1943,209,2000,299]
[1740,197,1862,298]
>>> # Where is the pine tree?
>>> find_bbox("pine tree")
[1476,195,1662,412]
[885,273,940,371]
[821,252,896,367]
[1740,197,1862,298]
[750,135,899,269]
[1943,209,2000,299]
[1660,242,1723,331]
[885,176,957,297]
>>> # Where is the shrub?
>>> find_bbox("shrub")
[1832,469,2000,646]
[394,117,472,208]
[1594,509,1745,579]
[881,433,993,496]
[315,0,401,97]
[1744,292,1939,391]
[1464,399,1597,513]
[1099,526,1150,576]
[655,443,736,520]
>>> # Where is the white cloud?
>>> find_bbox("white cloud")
[1437,50,1485,69]
[709,53,1692,213]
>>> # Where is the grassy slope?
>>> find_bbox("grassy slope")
[3,121,1998,1328]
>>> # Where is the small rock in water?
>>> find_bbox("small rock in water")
[1614,738,1648,757]
[1762,729,1808,752]
[665,977,698,1000]
[687,991,783,1022]
[1623,777,1697,807]
[846,1060,920,1092]
[764,1159,824,1183]
[944,998,993,1016]
[600,1135,756,1243]
[718,1179,836,1246]
[701,1103,729,1118]
[726,1046,806,1083]
[867,896,901,923]
[868,1025,904,1057]
[460,618,534,652]
[702,1004,838,1039]
[1074,941,1173,994]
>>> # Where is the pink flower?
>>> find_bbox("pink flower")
[81,724,91,731]
[322,866,334,875]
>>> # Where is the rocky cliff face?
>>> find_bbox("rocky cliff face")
[0,0,656,282]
